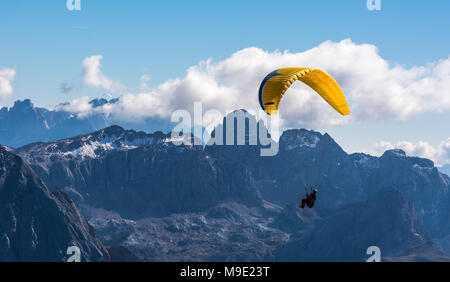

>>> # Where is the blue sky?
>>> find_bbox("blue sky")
[1,0,450,163]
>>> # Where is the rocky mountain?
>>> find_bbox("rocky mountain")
[82,201,287,261]
[81,186,447,262]
[0,146,110,262]
[205,115,450,244]
[270,187,438,261]
[0,99,173,148]
[10,109,450,261]
[14,125,262,219]
[352,150,450,238]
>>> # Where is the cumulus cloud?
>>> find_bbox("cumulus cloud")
[62,39,450,129]
[373,138,450,165]
[439,138,450,164]
[59,96,94,118]
[62,55,125,94]
[82,55,124,91]
[0,67,16,103]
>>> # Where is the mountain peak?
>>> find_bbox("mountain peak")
[383,149,407,157]
[12,99,34,110]
[88,98,119,108]
[229,108,250,114]
[279,128,322,151]
[208,109,273,147]
[100,125,126,136]
[282,128,320,137]
[14,125,176,161]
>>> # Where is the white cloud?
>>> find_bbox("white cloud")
[59,96,93,118]
[376,140,437,160]
[439,138,450,164]
[373,139,450,166]
[62,39,450,129]
[82,55,125,92]
[62,55,125,93]
[373,141,396,154]
[0,68,16,103]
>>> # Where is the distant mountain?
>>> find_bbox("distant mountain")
[0,146,109,262]
[13,110,450,261]
[0,99,173,148]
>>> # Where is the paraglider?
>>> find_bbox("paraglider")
[258,67,349,209]
[300,185,317,209]
[258,67,350,116]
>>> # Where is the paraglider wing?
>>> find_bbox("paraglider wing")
[258,67,350,115]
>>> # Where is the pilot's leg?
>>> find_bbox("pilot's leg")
[300,199,306,209]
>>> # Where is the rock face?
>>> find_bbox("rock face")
[14,125,262,219]
[351,149,450,239]
[11,111,450,261]
[83,201,287,262]
[271,187,433,261]
[255,129,366,209]
[206,120,450,243]
[0,146,109,262]
[83,187,440,262]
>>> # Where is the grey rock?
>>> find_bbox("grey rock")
[0,146,109,262]
[271,187,430,261]
[15,125,262,219]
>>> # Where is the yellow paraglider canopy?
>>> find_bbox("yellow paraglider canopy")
[258,67,350,115]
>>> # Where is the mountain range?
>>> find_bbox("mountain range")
[0,99,173,148]
[2,109,450,261]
